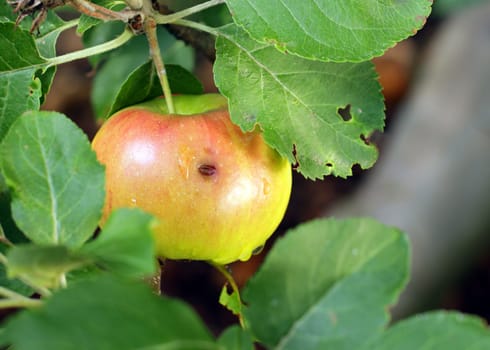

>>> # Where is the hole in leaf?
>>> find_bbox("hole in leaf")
[292,144,299,170]
[338,104,352,122]
[360,134,370,146]
[326,162,333,168]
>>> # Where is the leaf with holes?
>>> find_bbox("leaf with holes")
[225,0,432,62]
[0,111,105,247]
[0,22,46,141]
[215,25,384,179]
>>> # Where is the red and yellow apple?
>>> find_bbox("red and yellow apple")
[92,94,292,264]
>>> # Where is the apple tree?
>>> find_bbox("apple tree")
[1,0,490,349]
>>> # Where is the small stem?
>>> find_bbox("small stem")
[0,286,28,300]
[211,263,246,329]
[0,298,42,309]
[172,19,219,36]
[46,28,134,68]
[144,18,175,113]
[0,287,42,309]
[153,0,225,24]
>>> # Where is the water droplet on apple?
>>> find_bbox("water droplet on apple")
[131,198,137,205]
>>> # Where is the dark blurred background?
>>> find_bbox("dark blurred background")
[42,0,490,335]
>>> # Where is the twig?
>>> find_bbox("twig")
[47,28,134,68]
[144,17,175,113]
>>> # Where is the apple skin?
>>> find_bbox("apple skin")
[92,94,292,264]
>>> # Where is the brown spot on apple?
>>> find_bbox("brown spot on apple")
[198,164,217,176]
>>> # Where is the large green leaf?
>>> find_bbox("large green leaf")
[0,22,46,141]
[80,208,157,278]
[0,111,105,247]
[215,25,384,179]
[225,0,432,62]
[0,277,217,350]
[364,311,490,349]
[242,218,409,349]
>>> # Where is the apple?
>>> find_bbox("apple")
[92,94,292,264]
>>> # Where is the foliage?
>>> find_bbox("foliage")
[1,0,489,349]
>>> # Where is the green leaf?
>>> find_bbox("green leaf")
[225,0,432,62]
[6,244,88,289]
[0,191,28,244]
[34,14,68,59]
[0,242,33,296]
[0,1,16,21]
[33,15,71,104]
[81,21,126,66]
[242,217,409,349]
[0,22,46,141]
[0,111,105,247]
[107,61,203,117]
[219,285,243,317]
[0,8,65,106]
[0,173,5,193]
[364,311,490,349]
[91,27,195,119]
[80,208,157,278]
[215,25,384,179]
[0,1,63,33]
[217,326,254,350]
[0,276,216,350]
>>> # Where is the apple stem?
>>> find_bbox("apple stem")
[211,263,247,329]
[144,17,175,114]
